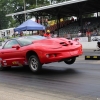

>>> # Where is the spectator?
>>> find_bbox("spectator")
[71,17,74,22]
[78,31,82,37]
[87,21,91,26]
[63,34,67,39]
[86,29,91,42]
[44,30,51,38]
[86,29,91,37]
[53,33,58,38]
[20,31,24,37]
[39,30,45,36]
[92,29,98,36]
[67,33,71,39]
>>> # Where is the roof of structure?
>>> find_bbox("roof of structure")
[6,0,100,17]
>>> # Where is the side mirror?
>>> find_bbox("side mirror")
[12,45,20,49]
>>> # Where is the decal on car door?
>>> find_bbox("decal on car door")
[12,61,23,66]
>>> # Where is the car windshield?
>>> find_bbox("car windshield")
[17,35,46,46]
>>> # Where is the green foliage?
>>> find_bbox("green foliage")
[0,0,10,29]
[4,0,50,27]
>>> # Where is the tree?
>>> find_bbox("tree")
[0,0,11,29]
[0,0,24,29]
[4,0,50,26]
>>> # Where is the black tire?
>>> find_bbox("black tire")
[0,63,4,71]
[0,62,11,71]
[28,55,42,73]
[5,66,11,70]
[64,57,76,65]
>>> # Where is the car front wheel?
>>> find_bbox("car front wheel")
[64,57,76,65]
[28,55,42,73]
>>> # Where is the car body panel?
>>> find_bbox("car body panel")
[0,47,26,66]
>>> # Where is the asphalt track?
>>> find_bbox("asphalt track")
[0,50,100,100]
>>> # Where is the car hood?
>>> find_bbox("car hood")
[32,38,77,49]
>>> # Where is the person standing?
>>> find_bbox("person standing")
[39,30,45,36]
[67,33,71,39]
[20,31,24,37]
[86,29,91,42]
[78,31,82,37]
[44,30,51,38]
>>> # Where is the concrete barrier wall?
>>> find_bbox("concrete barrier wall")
[72,37,98,49]
[81,41,97,49]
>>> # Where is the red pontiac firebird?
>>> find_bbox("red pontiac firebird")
[0,35,82,73]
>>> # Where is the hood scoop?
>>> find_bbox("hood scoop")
[60,42,68,46]
[68,41,73,45]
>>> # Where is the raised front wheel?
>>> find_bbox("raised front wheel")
[64,57,76,65]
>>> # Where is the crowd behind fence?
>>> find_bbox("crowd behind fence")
[0,17,100,42]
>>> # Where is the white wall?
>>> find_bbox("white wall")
[81,41,97,49]
[72,37,99,49]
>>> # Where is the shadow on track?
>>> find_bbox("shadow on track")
[1,66,80,77]
[40,67,79,76]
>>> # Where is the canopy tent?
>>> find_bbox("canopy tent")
[14,18,45,32]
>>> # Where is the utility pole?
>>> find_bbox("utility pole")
[23,0,26,21]
[36,0,37,7]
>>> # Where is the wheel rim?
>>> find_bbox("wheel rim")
[67,59,72,62]
[30,58,38,71]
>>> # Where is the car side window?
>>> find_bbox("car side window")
[3,40,19,49]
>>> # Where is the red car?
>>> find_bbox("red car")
[0,36,82,73]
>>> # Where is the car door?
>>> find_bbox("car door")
[1,39,25,66]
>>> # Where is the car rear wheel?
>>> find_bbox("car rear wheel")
[0,64,11,71]
[64,57,76,65]
[0,63,4,71]
[28,55,42,73]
